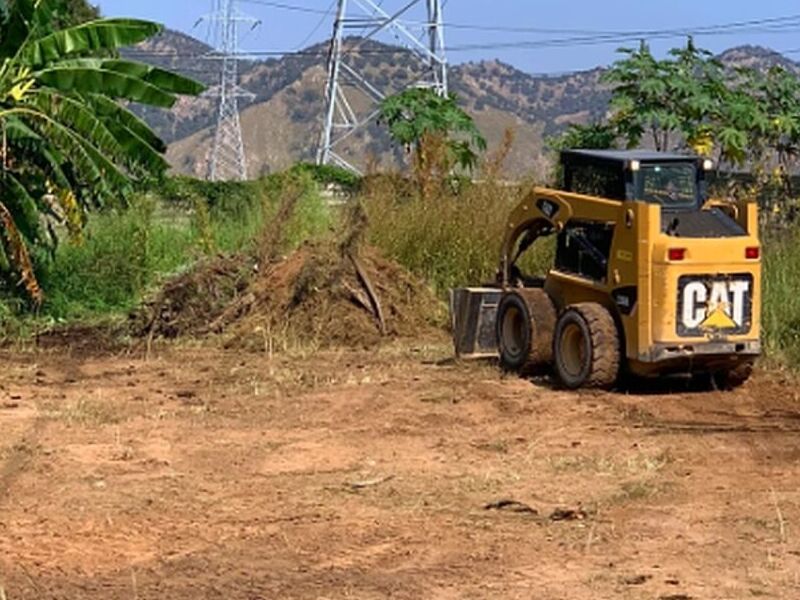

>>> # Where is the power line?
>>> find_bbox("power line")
[439,12,800,36]
[123,13,800,61]
[445,26,800,53]
[239,0,328,15]
[292,0,337,50]
[237,1,800,38]
[125,29,800,61]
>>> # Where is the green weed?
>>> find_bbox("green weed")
[42,194,196,319]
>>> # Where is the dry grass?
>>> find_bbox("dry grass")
[41,396,124,427]
[362,170,553,297]
[613,480,668,503]
[546,450,672,476]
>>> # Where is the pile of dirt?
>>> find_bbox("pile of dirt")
[134,242,444,350]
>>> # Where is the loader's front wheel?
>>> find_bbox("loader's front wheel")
[497,289,556,373]
[554,303,620,389]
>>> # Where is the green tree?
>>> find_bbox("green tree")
[755,67,800,177]
[548,122,618,151]
[0,0,203,302]
[52,0,99,28]
[379,88,486,173]
[603,41,675,150]
[713,68,767,166]
[603,38,727,154]
[722,66,800,215]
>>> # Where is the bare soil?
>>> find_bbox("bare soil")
[1,338,799,599]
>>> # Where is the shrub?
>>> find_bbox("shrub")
[289,163,362,192]
[32,171,332,322]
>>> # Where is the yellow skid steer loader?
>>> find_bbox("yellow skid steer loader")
[451,150,761,389]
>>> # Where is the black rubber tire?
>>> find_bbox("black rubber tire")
[496,289,557,373]
[553,303,621,390]
[712,361,754,390]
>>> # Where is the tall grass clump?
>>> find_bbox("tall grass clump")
[261,171,334,252]
[762,230,800,365]
[363,175,552,296]
[41,194,196,319]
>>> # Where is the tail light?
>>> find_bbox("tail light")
[668,248,687,261]
[745,247,760,260]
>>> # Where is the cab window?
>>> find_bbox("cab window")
[636,164,698,209]
[565,164,625,200]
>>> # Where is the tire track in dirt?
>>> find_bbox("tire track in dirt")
[0,417,46,507]
[0,347,799,599]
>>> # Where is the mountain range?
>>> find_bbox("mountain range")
[124,31,800,179]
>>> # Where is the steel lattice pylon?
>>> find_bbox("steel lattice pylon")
[203,0,256,182]
[317,0,448,174]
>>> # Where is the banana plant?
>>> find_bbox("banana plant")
[0,0,204,303]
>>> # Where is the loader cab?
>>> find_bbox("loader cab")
[561,149,710,212]
[560,149,743,239]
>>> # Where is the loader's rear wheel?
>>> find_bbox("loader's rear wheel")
[554,303,620,389]
[497,289,556,373]
[712,361,754,390]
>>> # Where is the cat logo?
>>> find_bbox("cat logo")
[677,274,753,337]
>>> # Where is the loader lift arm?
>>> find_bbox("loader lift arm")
[499,190,574,287]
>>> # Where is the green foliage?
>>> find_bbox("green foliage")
[0,0,203,304]
[35,172,331,321]
[603,38,800,171]
[379,88,486,172]
[603,38,725,153]
[289,162,361,192]
[762,230,800,365]
[41,194,193,318]
[601,38,800,219]
[548,122,618,151]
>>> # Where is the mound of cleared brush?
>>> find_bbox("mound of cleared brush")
[134,201,444,350]
[222,241,441,351]
[132,254,252,341]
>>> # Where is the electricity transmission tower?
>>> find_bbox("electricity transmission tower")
[317,0,448,173]
[202,0,258,182]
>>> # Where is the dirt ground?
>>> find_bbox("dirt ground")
[1,337,799,599]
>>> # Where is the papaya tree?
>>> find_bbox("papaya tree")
[548,122,618,152]
[604,38,728,154]
[379,88,486,197]
[0,0,203,303]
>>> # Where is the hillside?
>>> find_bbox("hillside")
[128,31,800,178]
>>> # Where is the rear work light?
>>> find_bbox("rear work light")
[745,247,760,260]
[668,248,687,261]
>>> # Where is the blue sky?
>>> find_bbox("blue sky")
[96,0,800,73]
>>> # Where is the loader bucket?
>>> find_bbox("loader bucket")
[450,287,501,359]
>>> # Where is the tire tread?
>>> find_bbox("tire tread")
[555,302,621,389]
